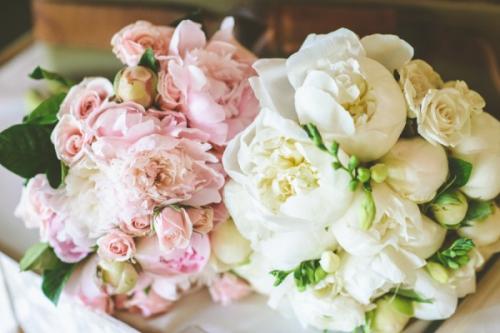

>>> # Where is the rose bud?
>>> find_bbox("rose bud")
[371,296,412,333]
[114,66,157,107]
[430,190,468,226]
[98,259,139,294]
[211,218,251,266]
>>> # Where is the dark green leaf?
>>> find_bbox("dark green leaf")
[464,200,494,223]
[447,158,473,189]
[19,242,59,271]
[46,157,63,188]
[42,263,75,305]
[29,66,74,87]
[24,93,66,125]
[138,48,159,72]
[0,124,57,179]
[389,288,432,304]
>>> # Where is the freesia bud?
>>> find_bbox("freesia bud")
[319,251,340,273]
[211,218,252,266]
[359,190,376,230]
[370,163,388,183]
[371,296,411,333]
[430,190,468,226]
[99,259,139,294]
[426,262,449,283]
[114,66,157,107]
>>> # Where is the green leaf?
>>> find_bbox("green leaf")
[0,124,57,179]
[24,93,66,125]
[464,200,494,223]
[42,263,75,305]
[302,123,327,151]
[447,158,473,189]
[431,237,475,270]
[19,242,59,272]
[138,48,159,72]
[389,288,432,304]
[270,269,292,286]
[391,296,414,316]
[29,66,74,87]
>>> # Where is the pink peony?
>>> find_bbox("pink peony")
[209,273,252,306]
[187,207,214,234]
[111,20,174,67]
[120,134,225,207]
[15,174,56,230]
[58,77,113,120]
[154,207,192,252]
[120,215,151,236]
[97,229,135,262]
[46,213,90,263]
[159,18,259,145]
[65,256,113,313]
[51,114,91,166]
[135,233,210,276]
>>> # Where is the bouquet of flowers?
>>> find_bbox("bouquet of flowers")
[1,16,499,333]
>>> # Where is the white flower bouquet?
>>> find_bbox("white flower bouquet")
[0,16,498,333]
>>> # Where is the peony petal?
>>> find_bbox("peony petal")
[361,33,414,72]
[169,20,206,56]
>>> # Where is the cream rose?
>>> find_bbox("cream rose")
[381,137,448,203]
[459,204,500,246]
[398,59,443,117]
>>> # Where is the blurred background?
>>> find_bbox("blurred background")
[0,0,499,259]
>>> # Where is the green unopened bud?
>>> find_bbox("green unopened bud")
[359,190,376,230]
[431,190,468,226]
[114,66,158,107]
[348,156,360,170]
[371,163,388,183]
[330,141,339,155]
[319,251,340,273]
[332,161,342,170]
[371,296,411,333]
[314,266,327,283]
[349,179,359,191]
[99,260,139,294]
[357,167,371,183]
[426,262,449,283]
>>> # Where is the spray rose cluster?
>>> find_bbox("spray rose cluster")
[14,17,256,316]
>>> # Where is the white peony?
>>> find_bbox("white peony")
[223,109,352,269]
[459,204,500,246]
[448,249,484,298]
[398,59,443,117]
[452,112,500,200]
[381,137,448,203]
[250,28,409,162]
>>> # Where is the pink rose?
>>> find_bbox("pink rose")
[167,18,259,145]
[120,134,225,207]
[154,207,192,252]
[111,20,174,67]
[135,233,210,276]
[65,256,113,313]
[97,229,135,262]
[209,273,252,306]
[51,115,90,166]
[120,215,151,236]
[187,207,214,234]
[15,174,56,229]
[58,77,113,120]
[157,61,182,111]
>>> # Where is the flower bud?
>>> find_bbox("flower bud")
[370,163,388,183]
[359,190,376,230]
[357,167,371,183]
[371,296,411,333]
[211,218,252,266]
[319,251,340,273]
[430,190,468,226]
[98,259,139,294]
[114,66,157,107]
[426,262,449,283]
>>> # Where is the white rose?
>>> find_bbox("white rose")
[398,59,443,117]
[251,28,409,162]
[412,269,458,320]
[417,86,481,147]
[452,112,500,200]
[223,109,352,269]
[381,137,448,203]
[288,291,365,332]
[459,204,500,246]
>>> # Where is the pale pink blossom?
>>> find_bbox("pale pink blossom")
[187,207,214,234]
[111,20,174,67]
[135,233,210,276]
[58,77,113,120]
[46,213,90,263]
[209,273,252,306]
[157,62,182,111]
[154,207,193,252]
[120,215,151,236]
[97,229,135,262]
[120,134,225,207]
[51,114,90,166]
[15,174,56,230]
[65,256,113,313]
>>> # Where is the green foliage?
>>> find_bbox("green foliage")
[24,93,66,125]
[29,66,74,87]
[430,238,475,270]
[270,259,327,291]
[138,48,159,72]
